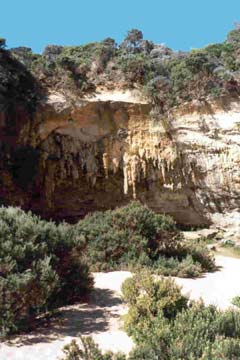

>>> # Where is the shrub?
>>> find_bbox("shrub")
[122,274,240,360]
[200,337,240,359]
[121,29,143,52]
[0,202,215,337]
[227,27,240,47]
[0,48,37,112]
[154,255,203,278]
[153,238,215,278]
[5,27,240,116]
[166,305,240,359]
[119,54,152,85]
[0,207,93,337]
[121,271,188,342]
[74,202,215,276]
[179,239,216,272]
[0,38,6,49]
[74,201,180,271]
[62,273,240,359]
[10,47,39,69]
[144,75,171,110]
[232,296,240,308]
[62,336,126,360]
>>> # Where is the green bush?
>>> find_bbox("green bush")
[0,47,37,113]
[63,274,240,359]
[122,273,240,360]
[200,337,240,359]
[121,271,188,343]
[154,255,203,278]
[74,202,215,276]
[62,271,240,359]
[0,207,93,337]
[74,201,178,271]
[232,296,240,308]
[4,27,240,116]
[0,38,6,49]
[4,26,240,117]
[118,53,152,85]
[0,202,215,337]
[62,336,125,360]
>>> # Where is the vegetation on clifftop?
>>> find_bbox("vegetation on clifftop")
[1,26,240,115]
[0,45,37,114]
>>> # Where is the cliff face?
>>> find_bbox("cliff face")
[1,88,240,226]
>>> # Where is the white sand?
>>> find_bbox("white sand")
[1,256,240,359]
[0,271,133,360]
[175,255,240,309]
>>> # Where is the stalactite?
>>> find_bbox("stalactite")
[102,153,109,179]
[38,113,187,208]
[141,159,147,178]
[130,154,140,199]
[72,165,79,180]
[112,157,120,174]
[123,152,129,195]
[161,161,166,183]
[138,148,145,159]
[60,160,67,179]
[44,162,56,209]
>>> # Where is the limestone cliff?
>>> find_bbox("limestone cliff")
[1,87,240,226]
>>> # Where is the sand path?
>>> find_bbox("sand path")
[1,255,240,359]
[0,271,133,360]
[175,255,240,309]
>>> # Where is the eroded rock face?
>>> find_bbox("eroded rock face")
[1,92,240,226]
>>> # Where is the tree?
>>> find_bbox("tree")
[121,29,143,52]
[0,38,6,49]
[226,27,240,47]
[125,29,143,46]
[102,37,117,48]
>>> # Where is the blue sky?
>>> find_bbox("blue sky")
[1,0,240,53]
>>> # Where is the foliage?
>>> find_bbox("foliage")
[3,24,240,114]
[62,336,125,360]
[0,38,6,49]
[232,296,240,308]
[0,201,215,338]
[118,53,152,85]
[200,337,240,360]
[74,202,215,276]
[227,26,240,47]
[3,25,240,115]
[62,274,240,359]
[153,254,203,278]
[0,207,93,337]
[0,47,37,113]
[121,29,143,53]
[121,271,188,343]
[10,47,39,68]
[123,274,240,360]
[144,75,171,109]
[74,201,178,271]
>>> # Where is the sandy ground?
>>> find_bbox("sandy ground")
[175,255,240,309]
[0,271,133,360]
[1,255,240,360]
